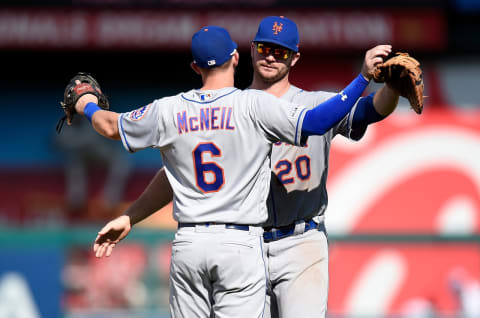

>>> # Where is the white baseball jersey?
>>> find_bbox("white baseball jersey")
[265,85,365,227]
[118,87,307,225]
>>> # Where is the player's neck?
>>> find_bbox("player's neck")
[251,75,291,98]
[201,71,235,90]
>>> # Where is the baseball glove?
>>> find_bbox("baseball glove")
[373,52,424,114]
[56,72,109,133]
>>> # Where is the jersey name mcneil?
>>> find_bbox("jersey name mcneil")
[176,106,235,134]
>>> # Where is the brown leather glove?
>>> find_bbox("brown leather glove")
[373,52,424,114]
[57,72,109,133]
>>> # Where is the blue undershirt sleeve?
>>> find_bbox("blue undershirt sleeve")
[301,74,370,137]
[349,91,386,140]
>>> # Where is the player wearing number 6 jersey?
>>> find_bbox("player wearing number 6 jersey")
[86,25,373,318]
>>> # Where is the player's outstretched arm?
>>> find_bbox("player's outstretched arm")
[301,45,394,136]
[373,84,400,116]
[93,168,173,258]
[75,94,121,140]
[301,74,369,136]
[364,44,400,117]
[345,45,401,140]
[357,45,401,119]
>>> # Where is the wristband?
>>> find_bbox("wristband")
[84,102,102,122]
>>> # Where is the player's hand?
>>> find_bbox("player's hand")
[75,92,99,114]
[93,215,132,258]
[71,78,100,115]
[361,45,392,81]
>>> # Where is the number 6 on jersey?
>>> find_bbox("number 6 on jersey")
[193,142,225,193]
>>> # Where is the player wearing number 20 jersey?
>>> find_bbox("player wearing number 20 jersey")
[251,16,400,318]
[266,88,352,227]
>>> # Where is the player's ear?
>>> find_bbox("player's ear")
[290,52,300,67]
[190,62,201,75]
[232,51,239,67]
[250,42,256,59]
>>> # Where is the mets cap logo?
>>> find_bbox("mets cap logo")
[130,104,150,121]
[272,22,283,35]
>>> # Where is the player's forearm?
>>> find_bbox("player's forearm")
[373,84,400,116]
[90,108,121,140]
[76,94,121,140]
[301,74,370,136]
[124,168,173,226]
[349,92,385,140]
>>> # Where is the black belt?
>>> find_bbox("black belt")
[263,219,325,242]
[178,222,250,231]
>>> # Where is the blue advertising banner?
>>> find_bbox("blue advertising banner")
[0,248,63,318]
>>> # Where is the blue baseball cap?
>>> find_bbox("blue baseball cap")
[253,16,299,52]
[191,26,238,68]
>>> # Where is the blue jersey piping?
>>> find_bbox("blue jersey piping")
[119,113,133,153]
[181,88,239,104]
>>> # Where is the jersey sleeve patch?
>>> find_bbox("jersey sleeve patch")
[129,104,151,121]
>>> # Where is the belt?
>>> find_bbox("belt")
[263,219,325,242]
[178,222,250,231]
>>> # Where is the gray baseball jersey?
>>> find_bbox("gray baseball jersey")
[118,87,307,225]
[265,85,364,228]
[118,86,309,318]
[263,85,368,318]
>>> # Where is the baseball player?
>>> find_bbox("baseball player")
[86,25,377,317]
[251,16,400,318]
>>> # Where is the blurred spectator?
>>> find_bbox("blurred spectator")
[449,267,480,318]
[63,245,149,310]
[399,297,437,318]
[54,117,131,222]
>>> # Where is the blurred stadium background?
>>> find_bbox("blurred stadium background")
[0,0,479,317]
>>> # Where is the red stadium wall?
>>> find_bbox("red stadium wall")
[328,243,480,317]
[0,9,446,51]
[323,108,480,317]
[326,109,480,235]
